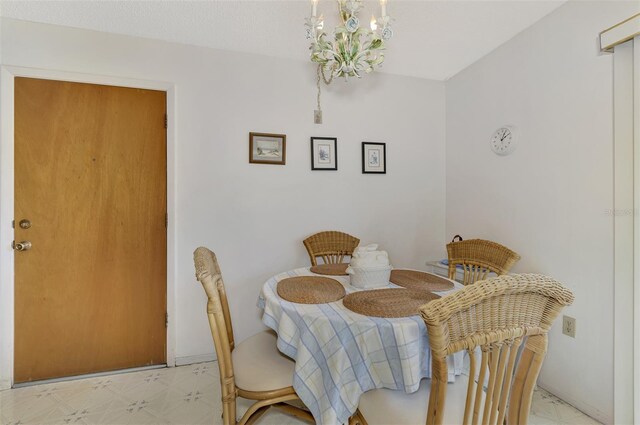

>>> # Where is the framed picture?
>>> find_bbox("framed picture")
[249,132,286,165]
[310,137,338,170]
[362,142,386,174]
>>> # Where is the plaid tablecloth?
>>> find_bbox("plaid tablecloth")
[257,268,465,425]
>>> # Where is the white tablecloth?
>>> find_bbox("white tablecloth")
[257,268,465,425]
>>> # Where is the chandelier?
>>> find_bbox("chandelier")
[306,0,393,122]
[306,0,393,79]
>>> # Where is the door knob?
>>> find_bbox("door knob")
[19,219,31,229]
[12,241,32,251]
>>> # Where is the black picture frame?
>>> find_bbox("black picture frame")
[310,137,338,171]
[362,142,386,174]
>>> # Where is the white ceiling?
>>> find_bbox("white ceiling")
[0,0,565,80]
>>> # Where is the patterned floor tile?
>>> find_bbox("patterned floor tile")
[0,385,74,424]
[82,407,167,425]
[0,362,600,425]
[529,413,562,425]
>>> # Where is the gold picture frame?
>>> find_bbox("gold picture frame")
[249,132,286,165]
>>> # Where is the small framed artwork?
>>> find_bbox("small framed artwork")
[249,132,286,165]
[310,137,338,171]
[362,142,386,174]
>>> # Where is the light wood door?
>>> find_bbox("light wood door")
[14,78,167,383]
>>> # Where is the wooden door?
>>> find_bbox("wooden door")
[14,78,167,383]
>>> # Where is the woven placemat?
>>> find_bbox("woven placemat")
[277,276,346,304]
[310,263,349,276]
[390,269,455,292]
[343,288,440,318]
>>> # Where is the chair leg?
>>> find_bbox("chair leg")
[243,406,270,425]
[237,394,301,425]
[349,409,367,425]
[222,398,236,425]
[272,402,315,423]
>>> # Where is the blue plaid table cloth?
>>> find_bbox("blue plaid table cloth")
[257,268,465,425]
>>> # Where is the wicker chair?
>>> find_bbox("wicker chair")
[351,274,574,425]
[193,247,314,425]
[303,231,360,266]
[446,238,521,285]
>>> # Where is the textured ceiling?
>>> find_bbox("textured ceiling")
[0,0,565,80]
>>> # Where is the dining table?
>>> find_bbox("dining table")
[257,266,465,425]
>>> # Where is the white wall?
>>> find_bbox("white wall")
[445,1,640,423]
[0,18,446,371]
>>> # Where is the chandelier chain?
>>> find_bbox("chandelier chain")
[316,64,322,112]
[320,64,334,85]
[316,64,335,114]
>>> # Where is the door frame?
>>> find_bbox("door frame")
[0,65,177,389]
[603,15,640,422]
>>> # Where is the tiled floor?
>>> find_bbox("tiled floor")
[0,362,599,425]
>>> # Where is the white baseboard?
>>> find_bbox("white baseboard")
[175,353,217,366]
[0,378,11,391]
[537,382,611,425]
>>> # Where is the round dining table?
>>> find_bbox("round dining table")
[257,267,465,425]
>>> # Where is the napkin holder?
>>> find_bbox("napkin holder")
[347,264,391,289]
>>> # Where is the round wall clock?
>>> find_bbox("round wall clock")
[490,125,518,156]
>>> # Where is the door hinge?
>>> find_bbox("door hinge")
[165,213,168,228]
[165,313,169,328]
[164,114,168,129]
